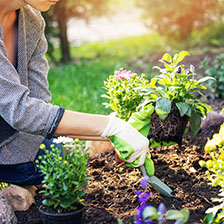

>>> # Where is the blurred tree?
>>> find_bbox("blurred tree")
[42,0,113,63]
[136,0,223,40]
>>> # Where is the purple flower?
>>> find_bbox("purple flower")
[158,203,166,214]
[138,192,152,203]
[136,220,145,224]
[136,203,147,219]
[176,67,182,73]
[157,203,166,222]
[136,190,142,196]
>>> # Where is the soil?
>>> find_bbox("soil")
[15,52,224,224]
[148,103,189,147]
[15,97,224,224]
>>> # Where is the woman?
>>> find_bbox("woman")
[0,0,151,185]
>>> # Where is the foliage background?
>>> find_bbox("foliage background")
[45,0,224,115]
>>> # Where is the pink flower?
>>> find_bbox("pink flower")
[114,69,133,80]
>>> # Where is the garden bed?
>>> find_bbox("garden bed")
[15,98,224,224]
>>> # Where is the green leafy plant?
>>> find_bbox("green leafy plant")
[138,51,214,137]
[36,138,90,213]
[200,53,224,99]
[102,68,149,121]
[199,123,224,224]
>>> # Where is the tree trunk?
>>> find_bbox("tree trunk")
[57,19,71,62]
[54,5,71,63]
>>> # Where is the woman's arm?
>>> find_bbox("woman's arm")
[54,110,110,137]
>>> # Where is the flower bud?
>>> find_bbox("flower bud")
[219,153,224,161]
[206,160,213,169]
[199,160,206,167]
[40,144,46,150]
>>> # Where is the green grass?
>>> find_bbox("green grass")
[48,32,165,114]
[49,58,118,114]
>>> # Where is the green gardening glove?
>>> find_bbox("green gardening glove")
[127,105,155,176]
[128,104,155,137]
[101,113,154,176]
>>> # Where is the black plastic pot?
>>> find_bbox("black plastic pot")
[39,204,85,224]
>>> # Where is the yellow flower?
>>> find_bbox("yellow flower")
[40,144,46,150]
[204,140,217,152]
[219,153,224,161]
[199,160,206,167]
[206,160,213,169]
[212,133,224,146]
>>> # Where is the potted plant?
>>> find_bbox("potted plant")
[102,51,214,147]
[138,51,214,146]
[36,137,90,224]
[102,68,149,162]
[102,68,149,121]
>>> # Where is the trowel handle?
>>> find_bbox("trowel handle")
[140,165,150,178]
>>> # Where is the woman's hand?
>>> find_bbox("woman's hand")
[101,113,150,166]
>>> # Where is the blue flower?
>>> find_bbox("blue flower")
[158,203,166,214]
[176,67,182,73]
[136,203,147,219]
[136,190,142,196]
[157,203,166,222]
[138,192,152,203]
[136,220,145,224]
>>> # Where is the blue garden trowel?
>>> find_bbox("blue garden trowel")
[140,165,173,198]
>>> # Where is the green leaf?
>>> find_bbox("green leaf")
[190,110,201,137]
[173,51,190,65]
[155,97,171,120]
[117,218,124,224]
[186,107,192,117]
[176,102,190,117]
[63,182,68,191]
[161,53,172,63]
[42,199,55,207]
[60,195,79,209]
[166,209,189,223]
[197,76,216,84]
[143,206,159,220]
[203,213,215,224]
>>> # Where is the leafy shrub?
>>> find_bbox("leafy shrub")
[102,51,213,137]
[36,138,90,213]
[200,53,224,99]
[138,51,213,137]
[102,68,149,121]
[199,123,224,223]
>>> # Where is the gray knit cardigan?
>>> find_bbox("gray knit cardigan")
[0,6,64,165]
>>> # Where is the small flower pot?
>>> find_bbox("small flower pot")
[147,103,189,147]
[39,204,85,224]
